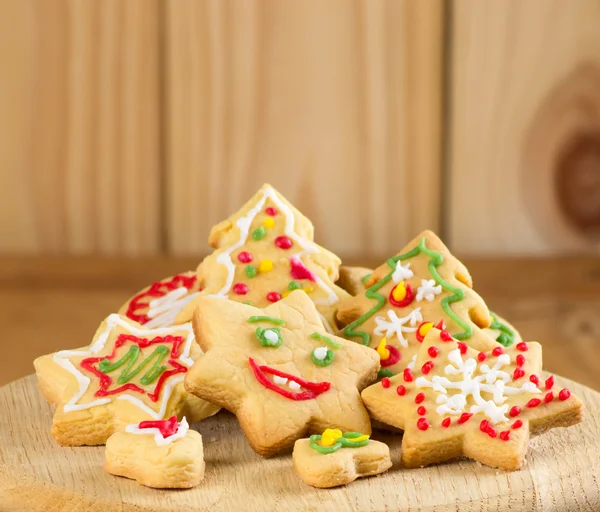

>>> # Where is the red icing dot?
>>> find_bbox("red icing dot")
[396,385,406,396]
[435,319,446,330]
[417,406,427,416]
[442,417,451,428]
[527,398,542,408]
[516,354,526,367]
[492,347,504,357]
[477,352,487,362]
[415,392,425,404]
[509,406,521,417]
[265,207,278,216]
[421,361,434,375]
[290,258,316,282]
[417,418,430,431]
[381,377,391,388]
[274,236,293,249]
[512,420,523,430]
[457,412,473,425]
[530,375,539,386]
[480,419,490,433]
[516,342,528,352]
[233,283,249,295]
[544,392,554,403]
[237,251,253,263]
[513,368,525,380]
[545,376,555,390]
[266,291,281,303]
[559,389,571,401]
[428,346,439,358]
[440,331,453,342]
[457,342,468,355]
[499,430,511,441]
[403,368,414,382]
[487,427,497,438]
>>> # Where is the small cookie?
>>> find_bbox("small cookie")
[336,266,373,296]
[178,184,350,332]
[184,290,380,457]
[119,272,203,328]
[485,312,522,347]
[293,429,391,488]
[34,314,220,446]
[361,328,584,471]
[105,416,204,488]
[337,230,497,377]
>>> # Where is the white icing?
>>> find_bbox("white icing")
[313,347,328,361]
[53,314,195,417]
[415,279,442,302]
[125,417,190,446]
[319,313,335,334]
[373,308,423,348]
[273,375,288,385]
[263,329,280,345]
[392,262,414,283]
[145,287,201,329]
[210,186,339,306]
[407,354,417,371]
[415,348,542,424]
[288,381,301,391]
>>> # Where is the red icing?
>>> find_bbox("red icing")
[509,406,521,417]
[516,342,528,352]
[417,406,427,416]
[457,412,472,425]
[289,258,316,282]
[274,236,293,249]
[526,398,541,408]
[233,283,249,295]
[441,417,451,428]
[381,377,391,388]
[403,368,414,382]
[492,347,504,357]
[138,415,179,438]
[421,361,434,375]
[529,375,539,386]
[512,420,523,429]
[559,389,571,401]
[389,284,414,308]
[80,334,187,402]
[513,368,525,380]
[487,427,497,438]
[126,274,198,325]
[435,319,446,330]
[416,322,434,342]
[457,342,467,355]
[477,352,487,362]
[545,376,554,390]
[265,207,278,216]
[415,392,425,404]
[417,418,430,431]
[248,358,330,400]
[499,430,510,441]
[516,354,526,367]
[380,345,401,367]
[427,346,439,358]
[238,251,253,263]
[266,291,281,303]
[479,419,497,437]
[440,331,453,342]
[396,385,406,396]
[544,392,554,403]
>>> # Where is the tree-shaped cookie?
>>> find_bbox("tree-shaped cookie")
[179,184,350,332]
[361,328,584,470]
[34,314,220,446]
[337,231,497,377]
[184,291,380,456]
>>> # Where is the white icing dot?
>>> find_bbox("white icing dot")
[313,347,328,361]
[273,375,288,385]
[288,381,301,391]
[264,329,279,345]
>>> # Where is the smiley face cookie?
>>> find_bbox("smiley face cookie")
[336,231,498,377]
[293,428,391,488]
[34,314,220,446]
[184,291,380,457]
[105,416,205,488]
[179,184,350,333]
[361,328,584,470]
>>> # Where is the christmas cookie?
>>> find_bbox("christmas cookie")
[485,312,522,347]
[361,328,584,470]
[184,290,380,457]
[105,416,204,489]
[292,429,391,488]
[336,230,497,377]
[118,272,203,328]
[336,266,373,296]
[180,184,350,333]
[34,314,220,446]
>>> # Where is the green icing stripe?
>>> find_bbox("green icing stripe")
[489,312,516,347]
[377,368,394,379]
[361,273,372,285]
[310,332,341,349]
[309,432,370,454]
[343,237,473,345]
[98,345,169,385]
[248,316,285,325]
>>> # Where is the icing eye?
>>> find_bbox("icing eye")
[311,346,335,367]
[255,327,283,348]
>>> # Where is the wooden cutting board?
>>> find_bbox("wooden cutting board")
[1,374,599,512]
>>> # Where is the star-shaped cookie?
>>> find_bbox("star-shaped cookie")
[177,184,350,332]
[34,314,220,446]
[184,291,380,456]
[361,328,584,470]
[337,230,498,377]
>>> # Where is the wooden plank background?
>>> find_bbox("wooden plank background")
[1,0,600,257]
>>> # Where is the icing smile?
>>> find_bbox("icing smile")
[248,358,331,400]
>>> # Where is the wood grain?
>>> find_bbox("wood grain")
[448,0,600,255]
[164,0,443,258]
[0,0,161,255]
[0,374,598,511]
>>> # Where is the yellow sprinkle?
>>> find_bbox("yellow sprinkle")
[351,434,369,443]
[282,290,291,298]
[419,322,434,337]
[259,260,274,273]
[303,286,314,294]
[392,281,407,302]
[263,217,275,229]
[376,338,390,360]
[321,428,343,447]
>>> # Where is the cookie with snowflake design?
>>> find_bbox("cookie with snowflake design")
[361,328,584,470]
[336,230,498,377]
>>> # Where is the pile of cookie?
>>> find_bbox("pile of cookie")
[34,184,584,490]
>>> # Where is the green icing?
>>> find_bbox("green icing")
[489,312,516,347]
[252,227,266,241]
[288,281,302,291]
[248,316,285,325]
[255,326,283,348]
[245,265,258,278]
[311,348,335,367]
[310,332,341,349]
[361,273,372,285]
[98,345,169,385]
[309,432,370,454]
[377,368,394,379]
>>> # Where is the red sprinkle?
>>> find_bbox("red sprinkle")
[509,406,521,417]
[417,406,427,416]
[237,251,253,263]
[545,376,555,390]
[266,291,281,303]
[403,368,414,382]
[527,398,542,408]
[544,392,554,403]
[499,430,511,441]
[441,417,451,428]
[396,385,406,396]
[477,352,487,362]
[381,377,391,389]
[427,346,439,358]
[492,347,504,357]
[415,392,425,404]
[458,412,473,425]
[233,283,249,295]
[421,361,434,375]
[457,342,468,355]
[265,207,278,216]
[274,236,293,249]
[513,368,525,380]
[440,331,453,342]
[512,420,523,430]
[516,354,526,367]
[417,418,429,431]
[487,427,497,438]
[516,342,528,352]
[530,375,539,386]
[435,319,446,330]
[559,389,571,401]
[480,420,490,432]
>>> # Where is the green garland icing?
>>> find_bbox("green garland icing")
[343,237,473,345]
[361,273,372,285]
[310,332,341,349]
[248,316,285,325]
[489,312,516,347]
[98,345,168,385]
[309,432,370,454]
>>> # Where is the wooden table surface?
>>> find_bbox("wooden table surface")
[2,256,600,390]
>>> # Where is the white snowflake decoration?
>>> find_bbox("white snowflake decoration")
[373,308,423,348]
[392,262,414,283]
[416,279,442,302]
